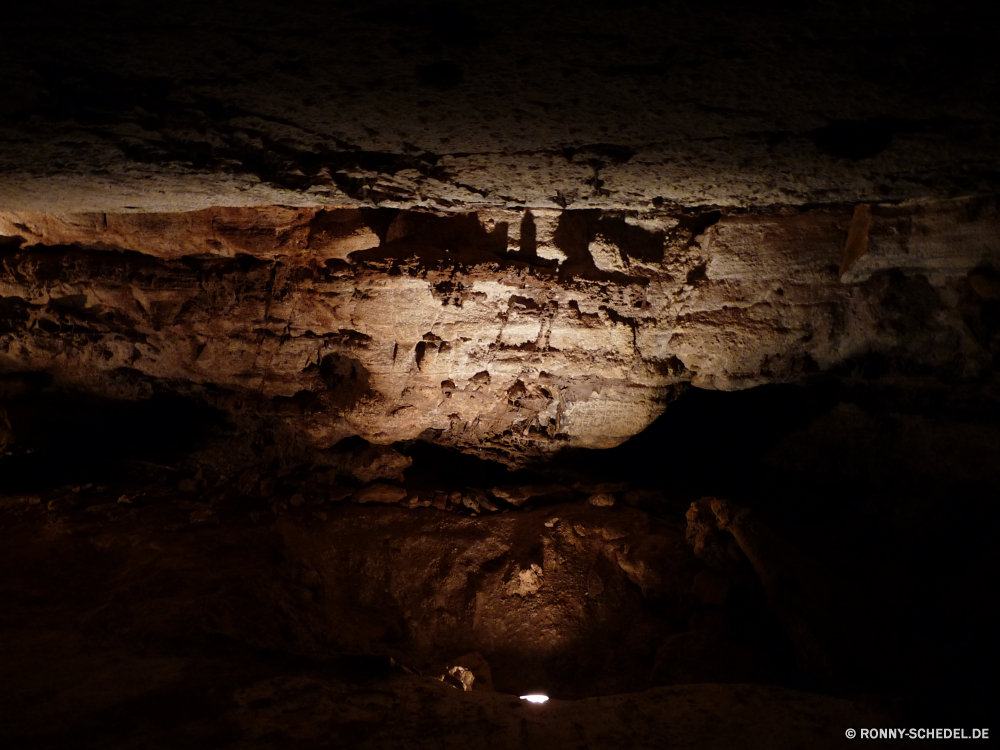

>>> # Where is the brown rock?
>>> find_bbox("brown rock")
[692,570,730,606]
[460,489,498,513]
[574,482,628,495]
[505,564,544,597]
[445,665,475,692]
[839,203,871,275]
[586,568,605,598]
[587,493,616,507]
[177,478,198,493]
[685,499,748,582]
[326,445,412,484]
[491,484,574,507]
[328,485,353,503]
[0,198,995,469]
[353,484,407,505]
[446,652,494,692]
[460,494,480,513]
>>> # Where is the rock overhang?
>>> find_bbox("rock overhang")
[1,197,997,466]
[0,0,998,466]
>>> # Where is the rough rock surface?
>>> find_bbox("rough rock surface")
[2,198,997,463]
[3,460,992,747]
[2,372,997,744]
[0,2,997,745]
[0,480,892,748]
[1,639,902,750]
[2,1,999,213]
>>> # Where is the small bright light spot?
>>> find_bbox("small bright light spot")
[519,694,549,704]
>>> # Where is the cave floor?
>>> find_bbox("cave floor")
[0,487,907,750]
[1,381,996,748]
[0,626,902,750]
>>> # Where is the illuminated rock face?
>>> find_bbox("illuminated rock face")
[1,0,998,467]
[1,198,997,463]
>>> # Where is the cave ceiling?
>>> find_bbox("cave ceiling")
[2,0,999,213]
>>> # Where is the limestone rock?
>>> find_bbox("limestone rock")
[352,484,407,505]
[1,199,997,467]
[445,665,475,692]
[587,493,616,507]
[446,652,494,692]
[0,4,994,743]
[492,484,575,507]
[505,563,544,597]
[323,445,412,484]
[2,2,998,213]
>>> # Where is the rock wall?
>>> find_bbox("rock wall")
[2,198,998,463]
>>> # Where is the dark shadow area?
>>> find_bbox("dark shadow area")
[0,372,996,740]
[808,117,902,160]
[416,60,464,90]
[518,210,537,257]
[549,381,841,503]
[0,388,226,494]
[548,377,999,723]
[394,437,547,489]
[553,375,1000,514]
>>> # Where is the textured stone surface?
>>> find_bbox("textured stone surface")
[0,633,902,750]
[0,489,702,697]
[3,466,990,747]
[1,1,998,465]
[0,2,997,746]
[1,384,996,744]
[2,1,999,214]
[2,198,997,462]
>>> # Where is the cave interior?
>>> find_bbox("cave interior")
[1,1,998,748]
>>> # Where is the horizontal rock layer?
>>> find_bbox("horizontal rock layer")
[1,198,998,462]
[2,1,999,213]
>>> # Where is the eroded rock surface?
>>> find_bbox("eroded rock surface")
[2,1,999,213]
[1,3,997,747]
[2,458,991,747]
[2,198,997,464]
